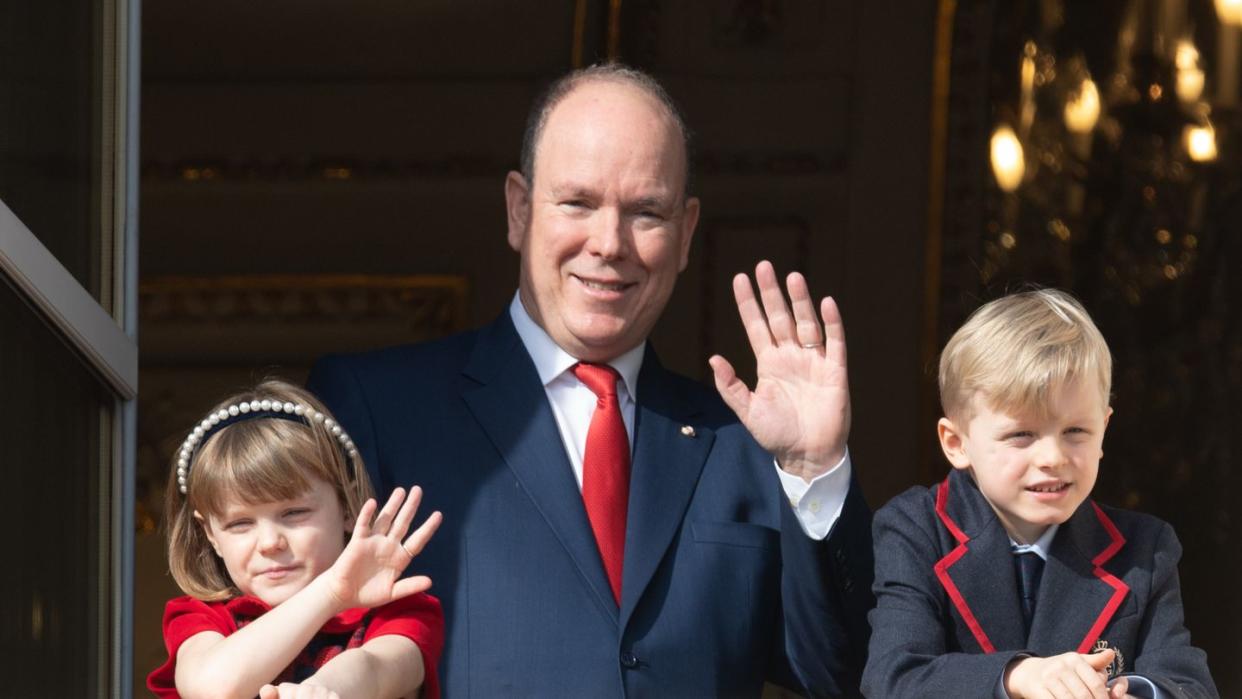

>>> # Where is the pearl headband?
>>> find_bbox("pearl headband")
[175,399,359,495]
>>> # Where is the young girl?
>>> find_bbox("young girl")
[148,379,444,699]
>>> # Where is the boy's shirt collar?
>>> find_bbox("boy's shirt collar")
[1009,523,1059,561]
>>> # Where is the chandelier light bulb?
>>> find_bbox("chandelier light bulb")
[1216,0,1242,26]
[1176,40,1206,103]
[1185,123,1218,161]
[990,124,1026,191]
[1176,40,1200,70]
[1178,67,1206,103]
[1064,78,1101,133]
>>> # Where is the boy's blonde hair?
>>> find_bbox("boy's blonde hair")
[163,379,373,600]
[939,288,1112,422]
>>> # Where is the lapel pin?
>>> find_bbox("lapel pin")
[1091,639,1125,679]
[680,425,696,438]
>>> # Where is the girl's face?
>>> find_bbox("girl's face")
[198,477,351,606]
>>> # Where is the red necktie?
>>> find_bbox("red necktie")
[573,362,630,605]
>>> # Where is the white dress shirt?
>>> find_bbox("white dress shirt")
[509,294,851,541]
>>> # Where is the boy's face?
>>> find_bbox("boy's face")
[197,476,352,606]
[938,378,1112,544]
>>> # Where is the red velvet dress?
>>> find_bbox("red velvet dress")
[148,592,443,698]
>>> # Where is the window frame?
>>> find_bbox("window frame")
[0,0,139,695]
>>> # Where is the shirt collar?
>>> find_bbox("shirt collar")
[1010,523,1059,561]
[509,293,644,399]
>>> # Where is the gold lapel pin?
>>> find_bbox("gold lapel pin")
[1091,639,1125,679]
[680,425,696,438]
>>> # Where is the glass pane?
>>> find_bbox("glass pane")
[0,279,112,694]
[0,2,110,302]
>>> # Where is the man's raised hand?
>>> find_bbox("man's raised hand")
[709,260,851,481]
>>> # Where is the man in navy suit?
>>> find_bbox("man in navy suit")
[308,63,872,697]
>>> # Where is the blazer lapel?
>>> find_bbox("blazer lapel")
[1028,501,1130,655]
[933,470,1027,653]
[619,351,714,627]
[459,315,618,623]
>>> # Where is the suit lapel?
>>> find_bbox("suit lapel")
[933,470,1027,652]
[459,315,618,623]
[619,352,713,627]
[1028,501,1130,655]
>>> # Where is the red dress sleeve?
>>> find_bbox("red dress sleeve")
[364,592,445,699]
[146,593,444,699]
[147,596,238,698]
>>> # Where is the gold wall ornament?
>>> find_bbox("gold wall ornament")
[139,274,469,363]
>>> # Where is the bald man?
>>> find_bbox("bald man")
[310,63,873,697]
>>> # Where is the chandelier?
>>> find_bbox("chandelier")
[982,0,1239,303]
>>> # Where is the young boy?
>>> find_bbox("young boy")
[863,289,1216,698]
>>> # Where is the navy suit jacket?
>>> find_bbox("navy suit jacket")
[862,468,1216,698]
[308,312,874,697]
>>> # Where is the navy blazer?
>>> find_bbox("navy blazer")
[308,312,873,697]
[862,468,1216,698]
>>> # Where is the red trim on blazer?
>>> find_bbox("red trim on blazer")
[1076,502,1130,653]
[932,475,996,653]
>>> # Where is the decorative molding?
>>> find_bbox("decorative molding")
[140,274,468,363]
[141,157,510,183]
[696,149,846,176]
[621,0,841,73]
[919,0,967,484]
[709,0,799,50]
[140,149,845,184]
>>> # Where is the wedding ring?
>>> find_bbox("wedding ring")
[801,342,823,349]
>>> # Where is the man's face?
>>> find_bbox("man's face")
[505,80,700,362]
[937,379,1112,544]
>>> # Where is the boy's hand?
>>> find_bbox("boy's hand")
[1107,676,1134,698]
[709,261,851,481]
[324,486,442,611]
[1004,649,1116,698]
[260,682,340,699]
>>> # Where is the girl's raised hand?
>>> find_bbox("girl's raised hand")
[324,485,442,610]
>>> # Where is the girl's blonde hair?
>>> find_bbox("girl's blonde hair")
[163,379,373,600]
[939,288,1112,422]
